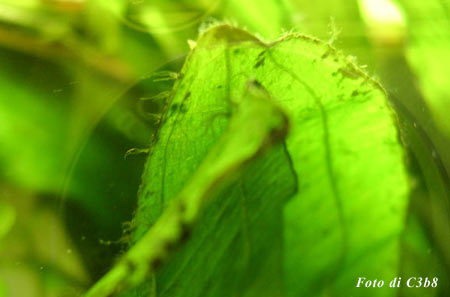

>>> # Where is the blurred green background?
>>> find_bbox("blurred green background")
[0,0,448,296]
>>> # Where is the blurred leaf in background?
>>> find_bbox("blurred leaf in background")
[396,0,450,136]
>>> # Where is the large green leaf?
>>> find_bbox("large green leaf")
[86,24,410,297]
[359,1,450,288]
[84,72,295,297]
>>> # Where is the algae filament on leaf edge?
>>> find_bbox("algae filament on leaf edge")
[85,25,410,297]
[84,76,295,297]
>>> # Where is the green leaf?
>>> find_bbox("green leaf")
[84,72,294,297]
[220,0,293,39]
[0,58,68,193]
[395,0,450,136]
[88,25,410,297]
[0,201,15,241]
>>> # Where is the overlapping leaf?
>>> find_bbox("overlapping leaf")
[88,25,410,297]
